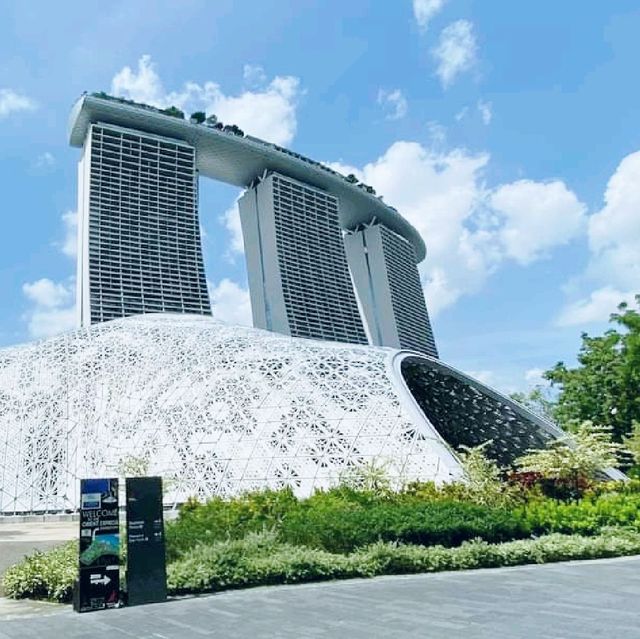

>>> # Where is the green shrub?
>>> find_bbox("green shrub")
[338,458,396,496]
[457,442,516,507]
[167,530,640,596]
[584,478,640,497]
[402,443,522,508]
[165,487,298,561]
[160,105,185,119]
[623,422,640,476]
[8,529,640,602]
[2,541,78,602]
[518,490,640,535]
[279,499,530,553]
[515,422,627,498]
[167,531,359,594]
[167,486,531,559]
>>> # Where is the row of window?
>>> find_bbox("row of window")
[91,143,193,163]
[92,128,194,155]
[91,153,193,171]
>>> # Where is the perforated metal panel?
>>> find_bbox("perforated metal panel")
[0,315,460,514]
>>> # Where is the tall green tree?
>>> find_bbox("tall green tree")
[545,295,640,441]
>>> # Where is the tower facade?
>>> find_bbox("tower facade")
[76,123,210,326]
[239,172,367,344]
[345,223,438,357]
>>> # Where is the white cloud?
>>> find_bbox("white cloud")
[426,120,446,146]
[58,210,78,259]
[210,77,300,146]
[221,199,244,255]
[477,100,492,125]
[24,306,76,339]
[377,89,408,121]
[432,20,477,88]
[465,369,495,386]
[329,142,585,317]
[524,368,546,387]
[243,64,267,88]
[586,150,640,290]
[413,0,446,31]
[489,180,587,265]
[110,55,164,105]
[22,278,76,338]
[557,150,640,326]
[209,279,252,326]
[35,152,55,168]
[556,287,635,327]
[22,207,78,338]
[0,89,36,118]
[23,279,72,309]
[111,55,301,146]
[455,106,468,121]
[329,142,490,315]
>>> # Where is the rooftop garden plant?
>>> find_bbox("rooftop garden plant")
[189,111,206,124]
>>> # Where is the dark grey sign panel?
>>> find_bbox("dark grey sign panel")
[126,476,167,606]
[74,478,120,613]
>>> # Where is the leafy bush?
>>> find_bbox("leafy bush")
[338,458,396,496]
[279,498,530,553]
[167,531,359,594]
[515,422,627,498]
[2,541,77,602]
[10,531,640,602]
[585,478,640,497]
[518,490,640,535]
[457,442,523,506]
[161,105,185,119]
[168,483,531,558]
[623,422,640,477]
[8,479,640,602]
[167,530,640,596]
[165,487,298,560]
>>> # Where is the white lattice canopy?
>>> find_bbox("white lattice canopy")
[0,314,565,514]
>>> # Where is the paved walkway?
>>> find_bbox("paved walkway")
[1,555,639,638]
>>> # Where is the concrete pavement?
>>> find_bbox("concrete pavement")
[1,555,639,638]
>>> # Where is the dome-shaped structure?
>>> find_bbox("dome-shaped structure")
[0,314,568,514]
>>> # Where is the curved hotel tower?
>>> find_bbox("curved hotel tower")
[239,172,367,344]
[76,122,210,325]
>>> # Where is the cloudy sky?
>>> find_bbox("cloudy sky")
[1,0,639,393]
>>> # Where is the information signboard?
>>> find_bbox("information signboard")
[125,476,167,606]
[74,478,120,613]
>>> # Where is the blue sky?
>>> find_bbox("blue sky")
[1,0,639,393]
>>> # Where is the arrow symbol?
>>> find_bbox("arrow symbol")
[90,574,111,586]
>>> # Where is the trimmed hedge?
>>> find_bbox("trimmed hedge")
[166,488,298,561]
[279,499,530,553]
[166,530,640,595]
[519,491,640,536]
[166,487,531,558]
[7,530,640,602]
